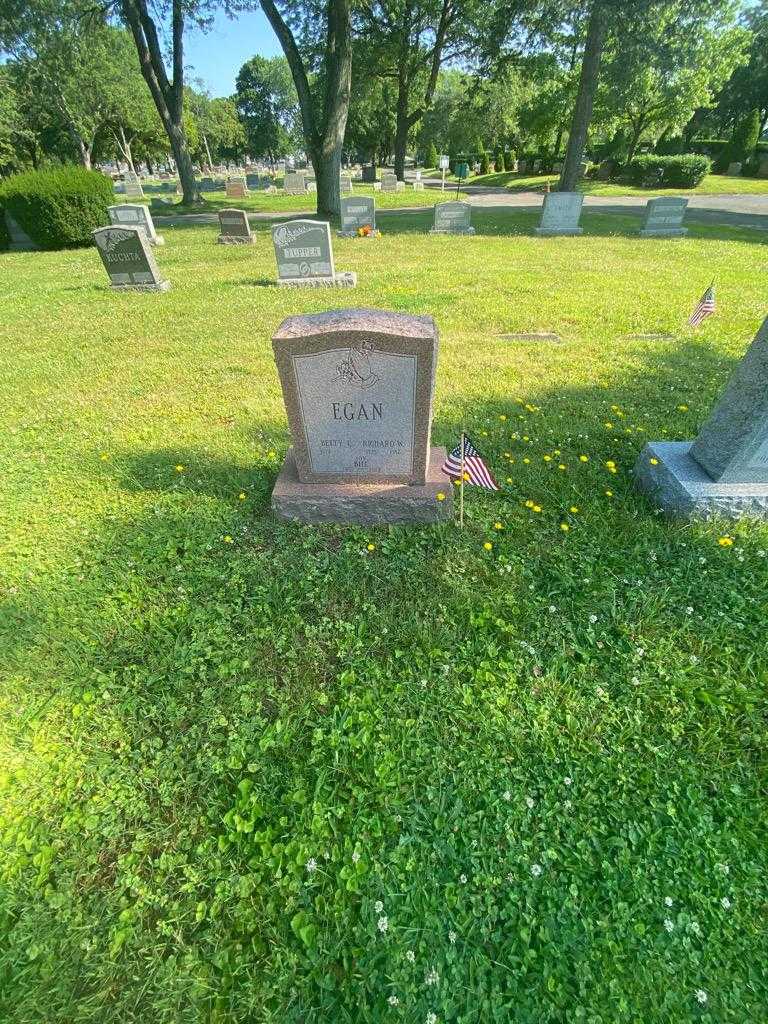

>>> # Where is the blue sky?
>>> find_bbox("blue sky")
[185,9,282,96]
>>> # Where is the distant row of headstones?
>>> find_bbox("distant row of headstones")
[92,191,691,295]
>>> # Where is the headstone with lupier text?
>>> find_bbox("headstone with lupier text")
[270,308,452,524]
[92,225,169,292]
[430,201,475,235]
[639,196,688,237]
[271,219,356,287]
[535,191,584,236]
[635,316,768,518]
[338,196,377,237]
[108,203,164,245]
[217,207,254,244]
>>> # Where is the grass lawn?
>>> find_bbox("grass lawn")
[452,170,768,196]
[2,207,768,1023]
[159,184,463,216]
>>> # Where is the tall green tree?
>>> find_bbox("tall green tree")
[713,0,768,137]
[234,55,298,162]
[259,0,352,218]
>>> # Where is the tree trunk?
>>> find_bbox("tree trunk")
[626,122,644,163]
[393,74,410,180]
[312,145,341,221]
[559,1,607,192]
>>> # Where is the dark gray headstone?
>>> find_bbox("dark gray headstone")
[4,211,37,251]
[640,197,688,237]
[339,196,376,236]
[431,201,474,235]
[92,226,169,291]
[217,208,253,244]
[271,219,355,287]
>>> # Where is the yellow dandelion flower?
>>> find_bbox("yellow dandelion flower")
[718,537,733,547]
[523,457,531,464]
[238,492,247,500]
[483,541,493,551]
[608,466,617,474]
[499,414,507,421]
[267,450,276,458]
[224,535,233,544]
[463,471,470,481]
[100,453,109,461]
[493,521,503,530]
[436,492,446,501]
[570,506,579,513]
[606,460,616,468]
[558,464,566,470]
[525,500,535,508]
[175,464,185,472]
[533,504,542,513]
[544,455,552,462]
[678,404,688,411]
[367,543,376,551]
[560,523,570,532]
[579,455,589,463]
[650,457,659,466]
[604,422,613,429]
[605,489,613,497]
[506,477,513,483]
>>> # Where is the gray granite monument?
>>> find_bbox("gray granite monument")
[217,208,254,244]
[430,201,475,235]
[640,197,688,237]
[381,172,404,193]
[634,316,768,518]
[108,203,164,245]
[536,191,584,235]
[726,161,742,176]
[284,171,307,195]
[340,174,353,193]
[3,211,37,251]
[270,308,453,524]
[199,177,217,193]
[225,179,248,199]
[123,177,144,199]
[272,220,356,287]
[92,225,169,292]
[338,196,377,237]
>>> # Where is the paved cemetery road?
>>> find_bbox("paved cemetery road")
[155,189,768,233]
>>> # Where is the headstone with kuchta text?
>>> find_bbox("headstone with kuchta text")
[92,225,169,292]
[108,203,164,245]
[271,219,356,287]
[639,196,688,237]
[270,308,452,524]
[338,196,377,237]
[381,172,404,193]
[284,171,307,195]
[535,191,584,236]
[430,201,475,235]
[635,315,768,519]
[217,207,254,245]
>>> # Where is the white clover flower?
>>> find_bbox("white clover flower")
[448,930,457,944]
[721,896,731,910]
[695,990,708,1005]
[377,915,389,933]
[690,654,699,665]
[525,796,535,809]
[306,858,318,873]
[503,789,512,801]
[388,995,399,1006]
[352,850,360,863]
[691,920,701,935]
[589,614,598,624]
[531,863,543,877]
[664,918,674,932]
[717,863,730,875]
[685,606,693,615]
[664,896,674,907]
[459,874,467,884]
[564,777,572,786]
[425,967,439,986]
[426,1013,438,1024]
[636,647,645,657]
[548,605,556,613]
[374,900,384,913]
[406,950,416,963]
[631,676,641,686]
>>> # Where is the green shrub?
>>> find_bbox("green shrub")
[0,210,9,251]
[494,149,504,173]
[0,166,113,251]
[729,109,761,165]
[426,142,439,169]
[627,154,711,189]
[504,150,515,171]
[480,152,490,174]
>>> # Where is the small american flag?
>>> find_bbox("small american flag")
[442,433,499,490]
[688,284,715,327]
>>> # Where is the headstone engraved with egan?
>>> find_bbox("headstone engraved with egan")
[270,308,453,523]
[92,226,170,292]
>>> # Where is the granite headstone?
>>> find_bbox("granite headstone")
[217,208,254,244]
[640,197,688,237]
[284,172,307,195]
[338,196,377,237]
[271,219,356,287]
[430,201,475,235]
[727,161,742,176]
[535,191,584,236]
[381,172,404,193]
[92,225,169,292]
[108,203,164,245]
[270,308,452,523]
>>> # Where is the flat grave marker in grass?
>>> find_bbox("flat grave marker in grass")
[636,315,768,518]
[640,197,688,237]
[536,191,584,236]
[270,307,452,524]
[498,331,562,342]
[108,203,164,246]
[92,225,169,292]
[431,201,475,235]
[271,219,356,288]
[217,208,254,245]
[338,196,377,237]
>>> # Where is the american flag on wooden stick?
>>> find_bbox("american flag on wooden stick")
[688,283,715,327]
[442,433,499,490]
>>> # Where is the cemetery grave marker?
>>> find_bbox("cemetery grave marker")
[217,208,254,245]
[340,174,353,193]
[284,171,307,195]
[246,173,260,189]
[759,157,768,179]
[639,197,688,237]
[535,191,584,236]
[635,316,768,518]
[199,177,217,193]
[270,308,452,524]
[272,220,356,287]
[381,172,404,193]
[430,201,475,235]
[226,179,248,199]
[727,161,742,176]
[3,211,37,251]
[123,177,145,198]
[338,196,378,237]
[92,226,169,292]
[108,203,164,245]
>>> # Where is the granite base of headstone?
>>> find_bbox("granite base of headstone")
[217,208,254,245]
[272,220,356,287]
[639,197,688,237]
[270,308,453,524]
[93,225,170,292]
[535,191,584,235]
[634,316,768,519]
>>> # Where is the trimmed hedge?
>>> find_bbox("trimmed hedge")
[0,166,114,251]
[627,154,711,188]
